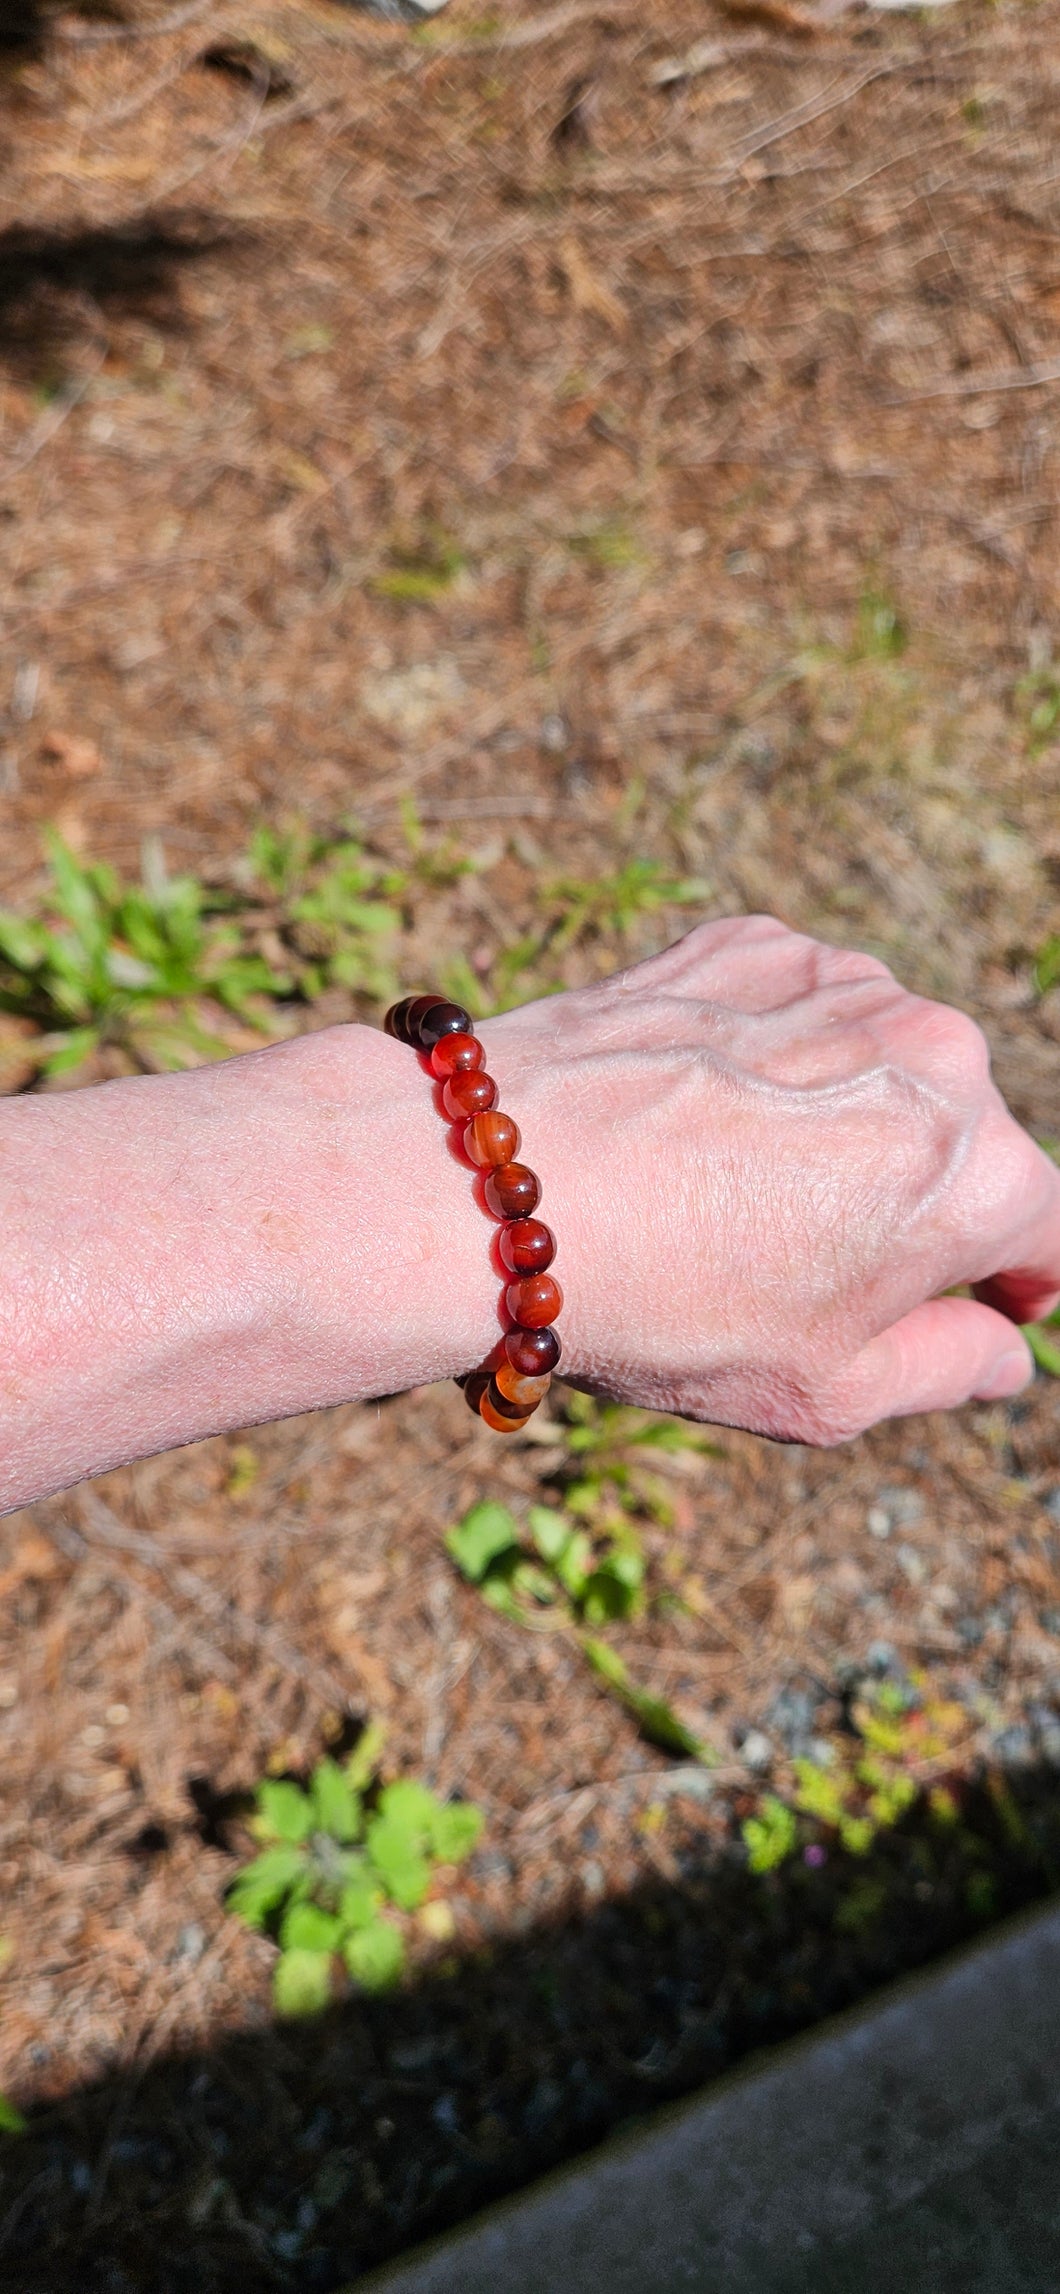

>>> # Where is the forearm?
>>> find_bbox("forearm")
[0,1025,500,1515]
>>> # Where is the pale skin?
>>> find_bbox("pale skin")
[1,915,1058,1519]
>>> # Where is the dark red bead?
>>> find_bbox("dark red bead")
[443,1070,497,1121]
[431,1032,483,1080]
[384,998,419,1044]
[506,1273,563,1329]
[505,1324,561,1376]
[417,1001,473,1048]
[484,1162,540,1219]
[499,1218,555,1274]
[402,995,446,1043]
[462,1370,490,1416]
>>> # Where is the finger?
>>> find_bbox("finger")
[970,1137,1060,1326]
[822,1297,1034,1439]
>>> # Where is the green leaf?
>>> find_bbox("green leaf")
[376,1778,438,1839]
[273,1946,333,2018]
[366,1816,431,1910]
[581,1637,713,1762]
[254,1779,314,1844]
[310,1757,363,1843]
[554,1530,593,1601]
[226,1844,307,1930]
[743,1796,798,1874]
[445,1501,519,1583]
[40,1025,100,1077]
[280,1902,344,1952]
[0,2093,25,2136]
[428,1801,483,1863]
[339,1867,383,1932]
[344,1719,388,1793]
[581,1565,639,1625]
[1025,1322,1060,1377]
[528,1507,572,1565]
[343,1918,405,1992]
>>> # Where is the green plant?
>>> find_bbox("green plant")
[0,833,289,1077]
[743,1794,798,1874]
[555,1393,719,1536]
[740,1679,968,1874]
[1034,936,1060,995]
[1016,662,1060,754]
[369,527,465,604]
[226,1724,482,2014]
[1024,1306,1060,1377]
[446,1497,712,1760]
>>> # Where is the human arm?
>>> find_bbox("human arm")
[1,913,1057,1516]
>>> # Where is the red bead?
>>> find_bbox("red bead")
[464,1110,520,1168]
[443,1070,497,1120]
[505,1325,561,1376]
[431,1032,483,1080]
[499,1218,555,1274]
[506,1273,563,1329]
[484,1163,540,1219]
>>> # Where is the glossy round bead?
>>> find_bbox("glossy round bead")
[443,1070,497,1121]
[417,1000,473,1048]
[402,995,446,1043]
[484,1162,540,1219]
[506,1273,563,1329]
[494,1360,551,1409]
[505,1324,561,1376]
[462,1370,491,1417]
[479,1391,532,1434]
[430,1032,484,1080]
[485,1375,536,1422]
[384,997,419,1044]
[499,1217,555,1275]
[464,1110,520,1168]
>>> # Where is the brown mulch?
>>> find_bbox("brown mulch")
[0,0,1059,2284]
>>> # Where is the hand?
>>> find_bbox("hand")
[481,916,1060,1442]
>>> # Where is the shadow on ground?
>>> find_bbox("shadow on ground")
[0,213,238,374]
[2,1762,1059,2293]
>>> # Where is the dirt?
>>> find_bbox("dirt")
[0,0,1059,2285]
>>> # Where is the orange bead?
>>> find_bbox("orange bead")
[431,1032,484,1080]
[443,1070,497,1120]
[464,1110,520,1167]
[506,1273,563,1329]
[479,1391,531,1434]
[494,1360,551,1409]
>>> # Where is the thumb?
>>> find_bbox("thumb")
[822,1296,1033,1439]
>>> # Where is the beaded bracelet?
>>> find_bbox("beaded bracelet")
[383,995,562,1433]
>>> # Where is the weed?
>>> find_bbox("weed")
[567,516,643,573]
[853,587,907,661]
[446,1480,714,1762]
[1024,1307,1060,1378]
[369,528,465,605]
[740,1678,969,1876]
[1016,662,1060,754]
[1034,936,1060,995]
[226,1724,482,2014]
[0,833,288,1078]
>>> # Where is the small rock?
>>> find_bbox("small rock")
[896,1544,926,1585]
[739,1731,773,1772]
[866,1640,897,1675]
[867,1506,892,1539]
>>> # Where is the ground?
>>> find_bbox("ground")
[0,0,1059,2286]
